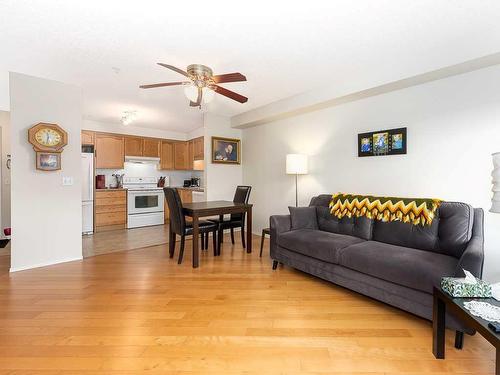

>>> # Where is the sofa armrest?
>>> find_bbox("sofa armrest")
[270,215,291,259]
[455,208,484,278]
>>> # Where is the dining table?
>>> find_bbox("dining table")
[179,200,253,268]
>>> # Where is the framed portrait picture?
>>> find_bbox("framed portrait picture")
[212,136,241,164]
[358,127,407,157]
[36,152,61,171]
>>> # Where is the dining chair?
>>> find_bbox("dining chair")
[209,185,251,254]
[163,187,218,264]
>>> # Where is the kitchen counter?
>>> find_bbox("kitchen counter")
[96,188,128,191]
[174,186,204,192]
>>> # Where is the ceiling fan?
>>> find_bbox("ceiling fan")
[140,63,248,107]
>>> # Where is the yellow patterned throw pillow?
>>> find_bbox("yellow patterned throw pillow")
[329,193,443,226]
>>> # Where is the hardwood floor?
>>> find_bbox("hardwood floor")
[0,234,495,374]
[82,224,169,258]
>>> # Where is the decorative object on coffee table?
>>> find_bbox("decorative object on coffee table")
[441,269,492,298]
[286,154,308,207]
[358,127,407,157]
[433,287,500,374]
[492,152,500,213]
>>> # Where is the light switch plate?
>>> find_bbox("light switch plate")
[62,176,74,186]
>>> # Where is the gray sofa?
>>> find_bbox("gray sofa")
[270,194,484,341]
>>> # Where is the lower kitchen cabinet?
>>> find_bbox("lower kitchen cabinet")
[95,190,127,232]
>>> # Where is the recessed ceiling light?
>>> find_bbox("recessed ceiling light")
[121,110,137,125]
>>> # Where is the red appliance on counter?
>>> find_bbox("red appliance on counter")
[96,175,106,189]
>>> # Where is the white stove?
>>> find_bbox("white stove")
[123,177,167,229]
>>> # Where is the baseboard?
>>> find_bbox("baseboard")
[10,256,83,273]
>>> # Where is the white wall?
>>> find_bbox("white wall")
[0,71,9,111]
[204,113,243,200]
[0,110,11,235]
[188,126,204,140]
[242,64,500,282]
[10,73,83,272]
[83,119,187,141]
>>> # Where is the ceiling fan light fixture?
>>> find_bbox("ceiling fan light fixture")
[141,63,248,106]
[183,84,199,102]
[202,87,215,103]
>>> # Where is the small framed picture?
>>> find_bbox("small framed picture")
[36,152,61,171]
[212,136,241,164]
[358,127,407,157]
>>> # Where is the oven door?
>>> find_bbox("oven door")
[128,190,164,215]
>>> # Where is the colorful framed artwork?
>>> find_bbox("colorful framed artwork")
[211,136,241,164]
[358,127,407,157]
[36,152,61,171]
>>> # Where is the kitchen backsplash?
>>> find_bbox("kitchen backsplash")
[96,162,203,188]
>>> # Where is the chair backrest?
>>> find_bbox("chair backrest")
[163,187,185,235]
[231,185,252,221]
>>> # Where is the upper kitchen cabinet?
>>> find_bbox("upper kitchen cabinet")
[124,136,143,157]
[174,141,189,170]
[160,141,174,170]
[193,137,204,160]
[81,130,95,145]
[143,138,160,158]
[95,134,124,169]
[188,139,194,166]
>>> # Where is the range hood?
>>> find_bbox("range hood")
[125,155,160,164]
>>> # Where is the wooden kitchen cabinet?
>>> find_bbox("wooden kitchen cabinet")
[160,141,174,170]
[193,137,204,160]
[81,130,95,145]
[143,138,160,158]
[95,190,127,232]
[95,134,124,169]
[124,136,143,157]
[188,140,194,168]
[174,142,189,170]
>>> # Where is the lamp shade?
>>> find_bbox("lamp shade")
[286,154,308,175]
[492,152,500,213]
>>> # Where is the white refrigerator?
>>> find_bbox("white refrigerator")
[82,153,94,234]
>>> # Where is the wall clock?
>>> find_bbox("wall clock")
[28,123,68,171]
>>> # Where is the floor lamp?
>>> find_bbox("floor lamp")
[286,154,308,207]
[492,152,500,213]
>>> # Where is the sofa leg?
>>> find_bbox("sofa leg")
[272,260,278,270]
[454,331,464,350]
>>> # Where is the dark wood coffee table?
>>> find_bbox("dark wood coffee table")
[433,286,500,374]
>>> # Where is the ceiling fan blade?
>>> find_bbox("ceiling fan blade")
[139,81,189,89]
[190,87,202,107]
[212,72,247,84]
[213,85,248,103]
[157,63,189,77]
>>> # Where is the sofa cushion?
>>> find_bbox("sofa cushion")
[278,229,365,264]
[311,196,373,240]
[289,206,318,230]
[338,241,458,293]
[372,219,439,252]
[438,202,474,258]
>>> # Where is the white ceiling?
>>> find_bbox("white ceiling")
[1,0,500,133]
